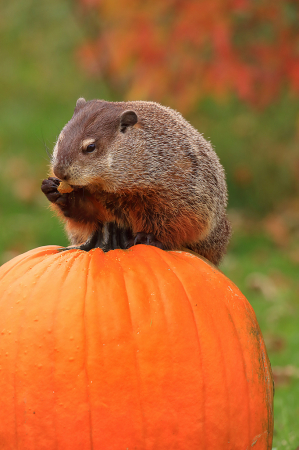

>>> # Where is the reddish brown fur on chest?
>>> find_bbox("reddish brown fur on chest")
[92,190,207,248]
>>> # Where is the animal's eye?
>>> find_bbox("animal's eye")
[84,143,96,153]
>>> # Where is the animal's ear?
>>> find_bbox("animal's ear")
[74,97,86,114]
[120,110,138,133]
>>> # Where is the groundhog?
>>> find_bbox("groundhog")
[41,98,231,265]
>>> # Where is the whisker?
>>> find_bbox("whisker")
[39,130,52,162]
[44,144,52,160]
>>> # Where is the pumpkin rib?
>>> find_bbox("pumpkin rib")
[41,249,85,448]
[51,250,85,449]
[137,247,207,448]
[90,249,149,448]
[49,251,68,450]
[165,269,207,448]
[154,246,243,446]
[220,301,252,445]
[253,331,273,444]
[258,334,274,450]
[83,251,97,450]
[210,268,269,445]
[200,275,252,444]
[45,251,84,447]
[164,254,230,447]
[53,249,101,449]
[14,256,57,448]
[12,251,67,448]
[88,249,121,448]
[168,252,254,445]
[49,257,63,450]
[220,285,272,448]
[156,248,250,447]
[116,252,150,446]
[70,251,98,449]
[135,249,189,443]
[166,250,274,448]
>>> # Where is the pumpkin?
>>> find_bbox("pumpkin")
[0,245,273,450]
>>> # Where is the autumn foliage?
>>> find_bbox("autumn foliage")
[76,0,299,111]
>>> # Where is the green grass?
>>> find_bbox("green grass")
[0,1,299,448]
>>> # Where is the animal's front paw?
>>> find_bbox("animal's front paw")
[134,232,164,250]
[41,177,70,209]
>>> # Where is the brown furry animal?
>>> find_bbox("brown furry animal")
[41,98,231,265]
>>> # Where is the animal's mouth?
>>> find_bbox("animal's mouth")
[57,180,85,189]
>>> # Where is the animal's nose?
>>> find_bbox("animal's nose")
[53,165,69,181]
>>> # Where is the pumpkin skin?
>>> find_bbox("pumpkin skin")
[0,245,273,450]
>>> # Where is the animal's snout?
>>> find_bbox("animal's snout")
[53,165,70,181]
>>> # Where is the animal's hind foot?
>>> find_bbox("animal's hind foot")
[132,232,164,250]
[58,225,165,253]
[58,223,134,253]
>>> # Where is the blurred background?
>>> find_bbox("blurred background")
[0,0,298,447]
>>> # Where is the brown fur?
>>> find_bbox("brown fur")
[48,98,231,265]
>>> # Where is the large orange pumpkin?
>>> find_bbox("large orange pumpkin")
[0,245,273,450]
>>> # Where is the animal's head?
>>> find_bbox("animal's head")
[52,98,145,192]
